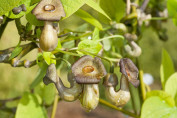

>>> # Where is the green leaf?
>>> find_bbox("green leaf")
[34,83,56,105]
[102,36,111,51]
[141,96,177,118]
[26,12,44,26]
[5,1,36,19]
[99,0,126,22]
[75,9,103,30]
[30,0,40,5]
[15,92,47,118]
[167,0,177,26]
[78,40,102,55]
[92,27,100,40]
[160,49,175,89]
[8,46,22,60]
[167,0,177,18]
[85,0,111,20]
[43,52,56,65]
[0,0,22,16]
[146,90,175,107]
[61,0,87,19]
[30,63,48,89]
[165,73,177,99]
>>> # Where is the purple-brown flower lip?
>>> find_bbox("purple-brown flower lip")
[71,55,107,84]
[119,58,139,87]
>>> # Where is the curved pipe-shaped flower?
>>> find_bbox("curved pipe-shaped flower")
[55,72,82,102]
[80,84,99,112]
[124,41,142,57]
[103,74,130,107]
[71,55,107,84]
[43,64,82,102]
[32,0,66,51]
[103,58,139,106]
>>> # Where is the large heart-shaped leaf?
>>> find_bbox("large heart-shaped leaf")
[99,0,126,22]
[0,0,22,16]
[34,83,56,105]
[160,49,175,89]
[165,73,177,99]
[61,0,87,19]
[5,0,36,19]
[75,9,103,30]
[167,0,177,26]
[15,92,47,118]
[78,40,102,55]
[141,96,177,118]
[146,90,175,107]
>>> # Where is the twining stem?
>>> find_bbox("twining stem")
[140,0,150,12]
[15,18,23,35]
[52,57,71,69]
[128,83,138,115]
[51,91,59,118]
[145,17,168,21]
[145,84,151,92]
[60,32,92,43]
[139,70,146,101]
[53,49,82,57]
[97,35,124,42]
[79,50,113,66]
[99,99,139,118]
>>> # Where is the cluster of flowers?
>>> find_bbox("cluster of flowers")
[44,55,139,111]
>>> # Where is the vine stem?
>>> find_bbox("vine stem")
[99,99,139,118]
[51,91,59,118]
[128,83,138,115]
[140,0,150,12]
[139,70,146,101]
[53,49,82,57]
[97,35,124,42]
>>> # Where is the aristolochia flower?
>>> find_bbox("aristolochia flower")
[71,55,107,84]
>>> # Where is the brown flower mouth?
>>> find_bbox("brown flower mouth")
[72,55,107,84]
[43,4,55,12]
[82,66,94,73]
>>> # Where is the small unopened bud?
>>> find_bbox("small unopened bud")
[12,7,22,15]
[20,4,27,11]
[113,23,127,34]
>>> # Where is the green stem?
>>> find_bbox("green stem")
[99,99,139,118]
[52,57,71,69]
[128,83,138,115]
[97,35,124,42]
[79,49,113,66]
[145,17,168,21]
[15,18,23,35]
[61,32,92,43]
[139,70,146,101]
[53,49,82,57]
[51,92,59,118]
